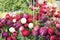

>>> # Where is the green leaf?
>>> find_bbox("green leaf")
[40,36,45,40]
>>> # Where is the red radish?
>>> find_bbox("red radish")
[23,14,28,18]
[0,22,3,27]
[57,32,60,36]
[7,36,16,40]
[52,7,56,14]
[20,13,23,18]
[40,8,47,13]
[22,30,30,37]
[34,25,39,31]
[12,32,18,37]
[19,26,24,31]
[6,14,10,19]
[52,6,56,10]
[0,18,6,24]
[6,36,11,40]
[48,27,55,35]
[52,12,58,17]
[27,14,32,18]
[33,14,38,21]
[28,18,33,22]
[56,23,60,29]
[38,16,40,20]
[32,30,38,36]
[11,36,16,40]
[57,13,60,18]
[50,35,56,40]
[0,28,3,30]
[9,16,13,21]
[24,23,28,28]
[39,27,47,36]
[6,14,13,20]
[54,21,59,24]
[56,38,60,40]
[15,15,21,21]
[40,12,45,17]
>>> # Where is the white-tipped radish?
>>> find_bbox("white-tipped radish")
[12,19,16,23]
[28,23,33,29]
[20,18,27,24]
[9,27,16,33]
